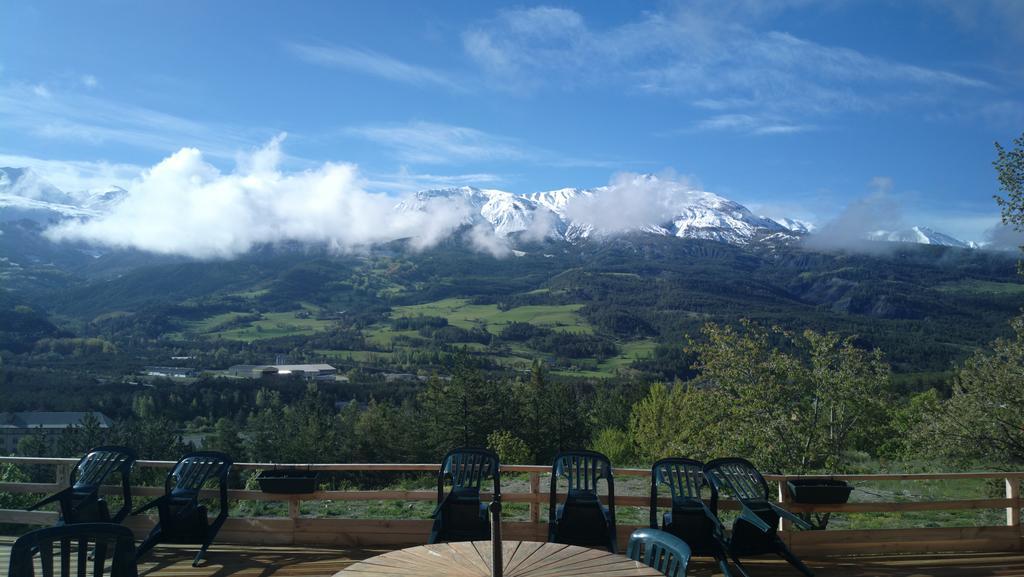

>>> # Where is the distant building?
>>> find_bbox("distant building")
[144,366,199,378]
[273,364,338,381]
[0,411,113,453]
[225,363,337,381]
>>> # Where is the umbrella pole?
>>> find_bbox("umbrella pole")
[490,495,502,577]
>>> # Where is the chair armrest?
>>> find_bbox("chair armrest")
[769,503,813,530]
[737,505,772,533]
[27,488,70,511]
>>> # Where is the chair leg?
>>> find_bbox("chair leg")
[716,556,734,577]
[777,543,814,577]
[728,554,754,577]
[135,527,161,560]
[192,541,212,567]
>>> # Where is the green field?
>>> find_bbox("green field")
[177,306,337,341]
[391,298,592,334]
[553,339,658,378]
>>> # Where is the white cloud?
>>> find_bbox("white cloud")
[46,135,474,258]
[467,223,511,257]
[692,113,815,135]
[349,121,524,164]
[287,43,458,90]
[804,177,909,251]
[463,5,993,127]
[81,75,98,88]
[563,171,699,233]
[0,82,262,158]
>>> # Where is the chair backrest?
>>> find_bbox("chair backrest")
[437,448,500,500]
[8,523,138,577]
[626,528,691,577]
[166,452,232,498]
[702,458,770,505]
[549,450,615,520]
[552,450,613,495]
[650,457,706,528]
[71,447,137,491]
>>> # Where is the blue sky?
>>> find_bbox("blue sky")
[2,0,1023,242]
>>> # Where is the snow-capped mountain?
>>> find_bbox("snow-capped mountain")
[0,166,979,251]
[869,226,971,249]
[393,186,560,238]
[403,176,794,245]
[0,167,101,223]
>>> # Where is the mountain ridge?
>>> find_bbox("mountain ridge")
[0,166,975,251]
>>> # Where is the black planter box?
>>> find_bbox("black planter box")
[256,469,319,494]
[787,479,853,504]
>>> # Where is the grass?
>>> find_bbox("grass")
[552,339,658,378]
[391,298,593,335]
[177,305,337,341]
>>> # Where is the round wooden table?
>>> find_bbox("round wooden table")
[335,540,664,577]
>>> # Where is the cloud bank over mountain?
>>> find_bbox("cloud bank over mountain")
[0,137,979,259]
[46,135,474,258]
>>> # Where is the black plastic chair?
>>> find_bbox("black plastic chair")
[132,451,232,567]
[651,457,732,576]
[548,450,617,552]
[627,528,691,577]
[703,458,814,577]
[428,448,500,544]
[28,447,137,525]
[8,523,138,577]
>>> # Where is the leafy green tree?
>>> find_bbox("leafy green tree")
[487,430,532,465]
[876,388,942,461]
[204,418,245,460]
[0,463,34,509]
[994,131,1024,244]
[925,318,1024,466]
[248,384,349,463]
[353,399,421,462]
[418,352,514,455]
[631,322,890,473]
[111,417,189,461]
[628,382,731,463]
[589,427,637,466]
[56,413,109,457]
[518,361,589,463]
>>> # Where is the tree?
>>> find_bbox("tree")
[418,352,513,455]
[204,418,245,460]
[57,413,109,457]
[629,381,733,464]
[640,322,890,474]
[925,318,1024,466]
[994,131,1024,238]
[518,361,589,463]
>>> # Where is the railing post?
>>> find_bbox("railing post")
[778,477,793,533]
[54,463,70,487]
[529,472,540,524]
[1006,477,1020,532]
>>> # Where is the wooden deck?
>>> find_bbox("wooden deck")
[4,538,1024,577]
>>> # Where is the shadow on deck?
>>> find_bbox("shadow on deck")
[3,537,1024,577]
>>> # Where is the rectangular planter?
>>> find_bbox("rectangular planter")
[256,469,320,494]
[787,479,853,504]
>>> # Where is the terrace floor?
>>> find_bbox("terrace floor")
[3,538,1024,577]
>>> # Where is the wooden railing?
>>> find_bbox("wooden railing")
[1,456,1021,555]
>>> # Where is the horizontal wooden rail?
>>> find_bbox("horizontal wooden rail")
[2,455,1022,555]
